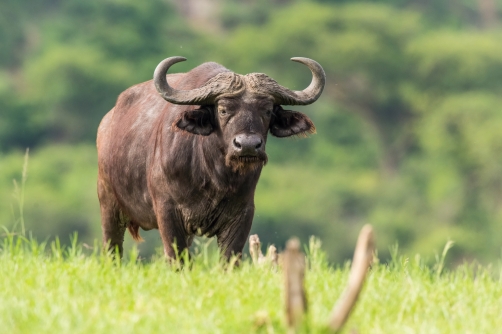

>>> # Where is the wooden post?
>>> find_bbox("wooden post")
[267,245,278,269]
[249,234,279,267]
[328,224,375,332]
[283,238,307,332]
[249,234,262,265]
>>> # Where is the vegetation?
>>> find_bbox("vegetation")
[1,234,501,333]
[1,0,502,263]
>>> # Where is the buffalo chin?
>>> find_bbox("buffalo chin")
[226,153,268,174]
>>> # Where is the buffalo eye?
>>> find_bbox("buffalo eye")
[218,107,227,116]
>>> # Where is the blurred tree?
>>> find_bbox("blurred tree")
[0,0,62,150]
[0,145,100,245]
[404,30,502,258]
[0,80,47,150]
[312,0,501,28]
[4,0,203,145]
[0,3,24,68]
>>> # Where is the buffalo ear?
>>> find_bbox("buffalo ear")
[270,106,316,138]
[175,107,214,136]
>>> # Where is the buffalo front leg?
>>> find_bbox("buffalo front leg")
[98,178,126,257]
[154,201,189,261]
[217,207,254,261]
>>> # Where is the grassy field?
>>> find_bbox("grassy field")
[1,235,501,334]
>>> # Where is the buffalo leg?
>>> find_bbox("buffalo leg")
[154,202,188,260]
[98,178,126,257]
[217,207,254,261]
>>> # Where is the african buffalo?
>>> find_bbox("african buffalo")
[97,56,325,259]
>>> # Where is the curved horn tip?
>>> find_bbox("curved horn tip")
[290,57,306,62]
[168,56,187,62]
[290,57,325,74]
[290,57,319,65]
[154,56,187,78]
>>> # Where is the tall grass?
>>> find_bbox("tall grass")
[9,148,29,237]
[1,233,502,333]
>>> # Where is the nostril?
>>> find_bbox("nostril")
[233,138,242,149]
[255,139,263,149]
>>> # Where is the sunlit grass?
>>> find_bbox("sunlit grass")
[1,234,501,334]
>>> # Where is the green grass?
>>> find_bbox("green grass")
[1,235,502,334]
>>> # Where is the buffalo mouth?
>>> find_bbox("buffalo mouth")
[238,155,262,163]
[226,152,268,173]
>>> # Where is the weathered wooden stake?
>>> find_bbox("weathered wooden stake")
[267,244,278,270]
[249,234,262,265]
[249,234,279,267]
[328,224,375,332]
[283,238,307,332]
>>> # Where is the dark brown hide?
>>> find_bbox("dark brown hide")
[97,59,324,259]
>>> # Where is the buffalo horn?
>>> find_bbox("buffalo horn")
[272,57,326,106]
[154,56,325,106]
[154,56,220,105]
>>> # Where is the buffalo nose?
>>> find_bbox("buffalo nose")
[233,134,263,154]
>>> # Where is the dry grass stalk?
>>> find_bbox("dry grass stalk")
[267,245,278,269]
[328,224,375,332]
[283,238,307,332]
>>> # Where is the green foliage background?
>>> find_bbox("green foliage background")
[1,0,502,263]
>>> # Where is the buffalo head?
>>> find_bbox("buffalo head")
[153,56,325,173]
